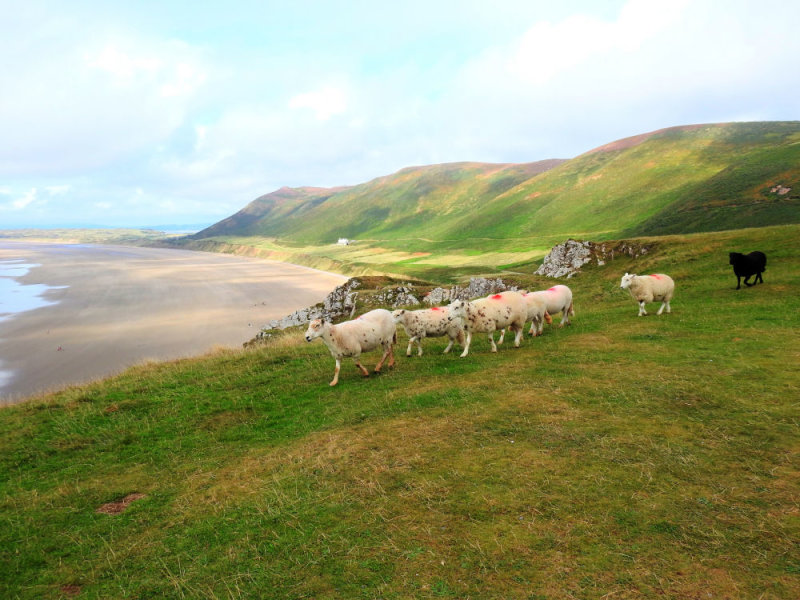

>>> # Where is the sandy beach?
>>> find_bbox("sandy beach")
[0,242,347,404]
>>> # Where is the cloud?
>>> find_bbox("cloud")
[0,16,208,177]
[0,188,43,212]
[2,0,800,228]
[289,86,349,121]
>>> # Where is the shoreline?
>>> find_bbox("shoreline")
[0,242,347,405]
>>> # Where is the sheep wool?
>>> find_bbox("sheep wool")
[620,273,675,317]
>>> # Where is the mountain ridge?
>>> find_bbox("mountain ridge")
[192,121,800,247]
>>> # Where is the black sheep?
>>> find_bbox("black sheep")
[729,251,766,289]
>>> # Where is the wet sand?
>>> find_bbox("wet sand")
[0,242,347,404]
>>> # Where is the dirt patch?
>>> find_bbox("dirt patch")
[59,584,82,596]
[96,493,146,515]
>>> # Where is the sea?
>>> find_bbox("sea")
[0,259,65,322]
[0,259,67,390]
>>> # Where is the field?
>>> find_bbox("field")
[1,225,799,599]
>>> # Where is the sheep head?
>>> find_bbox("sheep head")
[620,273,636,290]
[304,319,328,342]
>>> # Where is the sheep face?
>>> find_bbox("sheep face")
[448,299,468,319]
[391,309,406,324]
[304,319,326,342]
[619,273,636,290]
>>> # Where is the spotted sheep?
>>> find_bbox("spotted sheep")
[304,309,396,386]
[619,273,675,317]
[447,290,528,357]
[392,306,465,357]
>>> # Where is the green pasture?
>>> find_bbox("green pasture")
[1,225,798,598]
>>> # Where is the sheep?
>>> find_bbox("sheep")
[729,251,766,289]
[528,284,574,329]
[304,309,396,386]
[521,292,549,336]
[447,291,528,357]
[619,273,675,317]
[497,291,548,343]
[392,306,465,356]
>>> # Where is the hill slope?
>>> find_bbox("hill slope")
[193,122,800,248]
[2,224,799,598]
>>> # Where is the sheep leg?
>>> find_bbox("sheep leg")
[488,330,498,353]
[374,343,395,372]
[330,358,342,386]
[497,328,506,345]
[354,358,370,377]
[735,276,742,290]
[459,331,472,358]
[544,312,553,325]
[416,337,424,357]
[443,338,454,353]
[560,303,572,327]
[638,301,647,317]
[744,275,754,287]
[405,336,416,357]
[528,318,536,336]
[657,302,666,315]
[513,325,523,347]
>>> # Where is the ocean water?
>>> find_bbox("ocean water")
[0,260,65,322]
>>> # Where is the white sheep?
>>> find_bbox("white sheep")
[497,291,549,343]
[521,292,549,336]
[392,306,465,356]
[448,291,528,357]
[528,285,574,330]
[304,309,396,386]
[619,273,675,316]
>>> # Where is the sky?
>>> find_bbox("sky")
[1,0,799,229]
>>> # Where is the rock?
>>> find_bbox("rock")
[535,239,593,278]
[423,277,515,304]
[536,239,651,278]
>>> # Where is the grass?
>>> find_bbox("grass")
[1,225,799,598]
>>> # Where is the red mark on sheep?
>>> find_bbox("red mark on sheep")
[649,274,662,279]
[547,287,558,292]
[431,306,442,311]
[491,294,503,299]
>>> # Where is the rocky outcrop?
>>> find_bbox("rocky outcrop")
[535,239,652,278]
[248,276,515,344]
[259,278,363,333]
[422,278,515,305]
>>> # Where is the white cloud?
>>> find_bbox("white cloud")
[2,0,800,228]
[1,188,41,211]
[289,86,349,121]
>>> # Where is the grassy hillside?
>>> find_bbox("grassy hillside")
[193,160,565,244]
[2,224,799,599]
[191,122,800,253]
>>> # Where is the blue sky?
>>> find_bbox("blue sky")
[1,0,799,229]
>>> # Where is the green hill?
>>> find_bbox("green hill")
[193,122,800,250]
[3,224,799,598]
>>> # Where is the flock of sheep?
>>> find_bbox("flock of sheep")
[304,246,768,385]
[303,274,673,386]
